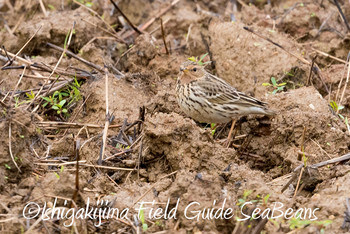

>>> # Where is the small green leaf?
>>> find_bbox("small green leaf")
[263,194,270,204]
[142,223,148,231]
[58,100,66,107]
[237,198,245,205]
[54,172,60,179]
[262,83,271,86]
[271,77,277,86]
[199,53,208,62]
[41,96,51,102]
[52,105,59,110]
[188,56,196,62]
[48,4,55,10]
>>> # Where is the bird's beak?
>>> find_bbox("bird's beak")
[180,67,188,73]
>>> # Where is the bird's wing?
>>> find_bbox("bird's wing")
[194,74,267,107]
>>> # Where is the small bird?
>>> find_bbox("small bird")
[176,61,275,144]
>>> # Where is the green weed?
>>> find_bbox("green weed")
[262,77,286,94]
[330,100,350,134]
[139,204,148,231]
[288,217,332,232]
[188,53,210,66]
[40,77,82,117]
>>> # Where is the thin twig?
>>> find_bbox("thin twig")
[47,42,104,72]
[35,161,134,171]
[22,74,66,81]
[338,52,350,113]
[37,121,121,129]
[34,161,86,166]
[8,66,26,107]
[38,0,48,17]
[311,139,332,159]
[298,126,306,161]
[9,122,21,172]
[0,100,8,108]
[79,164,135,171]
[137,140,143,181]
[1,26,42,68]
[310,152,350,168]
[160,18,169,55]
[149,18,170,34]
[307,56,317,86]
[99,68,110,165]
[312,48,349,65]
[122,0,180,39]
[11,14,24,34]
[80,18,125,43]
[334,0,350,32]
[243,27,330,94]
[293,167,304,198]
[103,149,132,162]
[80,36,117,52]
[72,139,81,203]
[109,0,143,34]
[73,0,126,43]
[244,26,310,65]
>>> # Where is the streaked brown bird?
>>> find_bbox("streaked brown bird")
[176,61,275,145]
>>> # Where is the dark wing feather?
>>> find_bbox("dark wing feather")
[194,73,267,107]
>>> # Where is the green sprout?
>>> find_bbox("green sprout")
[237,190,253,207]
[188,53,210,66]
[330,100,350,134]
[52,100,67,114]
[288,217,332,231]
[262,194,270,205]
[330,100,344,112]
[139,204,148,231]
[26,90,35,100]
[40,77,82,117]
[262,77,286,94]
[210,123,216,136]
[54,172,60,179]
[47,4,55,10]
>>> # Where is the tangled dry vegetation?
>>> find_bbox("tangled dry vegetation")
[0,0,350,233]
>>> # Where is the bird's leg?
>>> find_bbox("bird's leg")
[226,119,237,148]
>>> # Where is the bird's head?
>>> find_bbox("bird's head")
[178,61,206,85]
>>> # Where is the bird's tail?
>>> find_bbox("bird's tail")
[263,108,277,116]
[247,106,277,116]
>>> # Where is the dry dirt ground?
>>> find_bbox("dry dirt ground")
[1,0,350,233]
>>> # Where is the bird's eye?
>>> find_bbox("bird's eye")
[192,67,197,72]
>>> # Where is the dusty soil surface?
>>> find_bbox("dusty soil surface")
[1,0,350,233]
